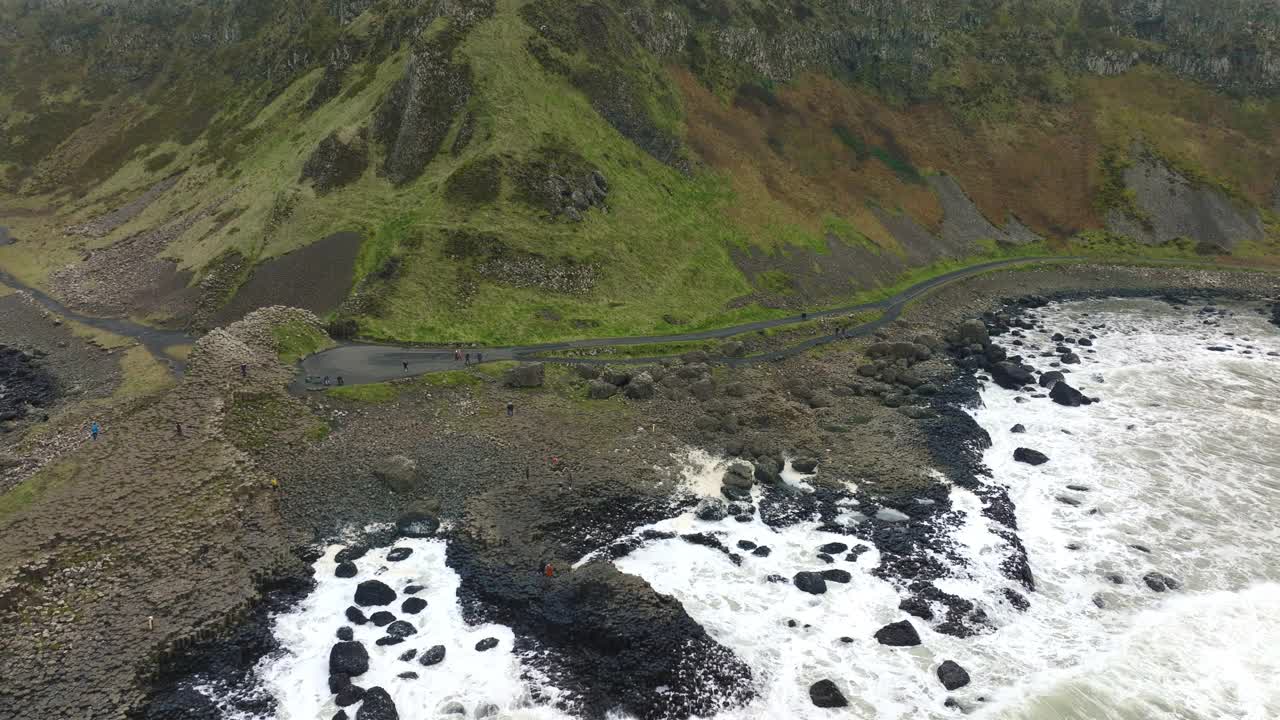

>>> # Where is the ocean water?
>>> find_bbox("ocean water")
[231,298,1280,720]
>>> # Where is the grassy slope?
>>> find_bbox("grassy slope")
[0,2,1277,347]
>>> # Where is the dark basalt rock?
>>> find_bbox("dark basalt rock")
[398,649,417,662]
[793,572,828,595]
[397,672,418,680]
[335,684,365,707]
[990,362,1035,389]
[1038,371,1064,388]
[355,580,396,607]
[386,620,417,638]
[937,660,971,690]
[1144,572,1180,592]
[1010,424,1026,433]
[899,596,934,621]
[695,498,728,522]
[1050,381,1092,407]
[335,562,358,578]
[329,642,369,677]
[418,645,446,667]
[401,597,428,614]
[1013,447,1050,465]
[396,512,440,538]
[374,636,404,646]
[821,569,852,584]
[336,545,368,563]
[752,546,772,557]
[736,540,757,551]
[370,611,396,627]
[336,627,353,641]
[819,542,848,554]
[329,673,352,694]
[404,585,425,595]
[874,620,921,647]
[816,553,835,564]
[345,606,368,625]
[475,637,499,652]
[354,687,398,720]
[386,547,413,562]
[845,546,870,561]
[809,679,848,708]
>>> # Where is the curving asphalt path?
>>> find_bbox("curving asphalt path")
[301,256,1079,386]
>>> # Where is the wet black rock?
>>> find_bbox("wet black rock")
[1002,589,1031,611]
[936,660,971,690]
[398,649,417,662]
[817,553,835,564]
[475,637,499,652]
[336,546,369,563]
[330,673,352,694]
[792,457,819,473]
[335,684,366,706]
[1050,381,1092,407]
[404,585,425,595]
[375,636,404,646]
[370,611,396,627]
[793,572,828,594]
[899,596,934,621]
[1056,495,1082,507]
[330,641,369,677]
[335,562,358,578]
[355,687,398,720]
[418,645,446,667]
[821,569,852,584]
[355,580,397,607]
[401,597,428,614]
[819,542,848,554]
[396,512,440,538]
[752,546,772,557]
[809,679,848,708]
[1013,448,1050,465]
[1010,424,1026,433]
[736,540,757,551]
[345,606,368,625]
[1130,544,1151,553]
[337,627,354,641]
[1144,572,1179,592]
[397,671,418,680]
[386,547,413,562]
[991,362,1035,389]
[1061,352,1081,364]
[874,620,921,647]
[1038,371,1064,388]
[386,620,417,638]
[695,498,728,522]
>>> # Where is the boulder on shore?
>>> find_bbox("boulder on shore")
[418,644,446,667]
[809,679,848,708]
[936,660,971,690]
[874,620,921,647]
[1038,371,1064,389]
[695,498,728,522]
[1013,447,1050,466]
[355,686,398,720]
[373,455,418,493]
[793,571,828,595]
[330,641,370,676]
[355,580,397,607]
[396,511,439,538]
[588,380,619,400]
[1050,381,1092,407]
[990,362,1034,390]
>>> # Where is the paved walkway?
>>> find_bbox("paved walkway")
[301,256,1076,386]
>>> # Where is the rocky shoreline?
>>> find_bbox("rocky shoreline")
[2,263,1277,720]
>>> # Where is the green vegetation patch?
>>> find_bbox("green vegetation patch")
[224,393,296,450]
[272,320,334,364]
[0,459,79,522]
[444,155,503,206]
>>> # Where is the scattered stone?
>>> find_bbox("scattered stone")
[404,585,425,595]
[386,620,417,638]
[336,545,369,563]
[345,606,369,625]
[396,512,440,538]
[819,542,848,554]
[355,687,398,720]
[337,627,354,641]
[1144,572,1179,592]
[336,561,358,578]
[504,363,545,388]
[736,540,757,551]
[373,455,418,493]
[1038,371,1064,388]
[752,546,772,557]
[336,684,366,707]
[1050,381,1092,407]
[874,620,921,647]
[397,671,418,680]
[821,569,852,584]
[419,645,447,667]
[371,611,396,627]
[375,636,405,646]
[330,641,370,677]
[991,362,1034,389]
[475,637,499,652]
[792,457,819,473]
[401,597,428,614]
[809,679,848,708]
[816,553,835,564]
[793,571,828,594]
[588,380,619,400]
[1013,447,1049,465]
[398,649,418,662]
[936,660,971,690]
[386,547,413,562]
[1010,424,1026,434]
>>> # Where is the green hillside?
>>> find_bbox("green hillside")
[1,0,1278,344]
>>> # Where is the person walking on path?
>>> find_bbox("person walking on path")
[90,421,100,441]
[465,352,471,366]
[476,352,483,364]
[240,363,248,378]
[337,376,344,386]
[455,349,462,362]
[176,422,183,438]
[507,401,515,418]
[402,361,409,372]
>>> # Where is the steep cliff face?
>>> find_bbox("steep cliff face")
[0,0,1277,343]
